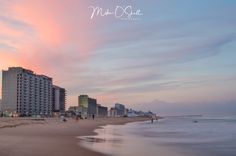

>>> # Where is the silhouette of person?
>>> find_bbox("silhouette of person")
[76,115,79,122]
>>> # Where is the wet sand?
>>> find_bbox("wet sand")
[0,117,148,156]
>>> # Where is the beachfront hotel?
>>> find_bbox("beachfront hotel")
[96,104,108,117]
[52,85,66,113]
[78,95,97,117]
[109,103,126,117]
[1,67,53,116]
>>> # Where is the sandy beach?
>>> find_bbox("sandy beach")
[0,117,148,156]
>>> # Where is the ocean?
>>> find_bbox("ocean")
[78,115,236,156]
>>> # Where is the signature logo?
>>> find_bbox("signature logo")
[89,5,143,20]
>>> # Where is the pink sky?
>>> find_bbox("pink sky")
[0,0,236,114]
[0,0,116,107]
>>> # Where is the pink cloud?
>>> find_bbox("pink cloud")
[0,0,105,73]
[0,0,109,101]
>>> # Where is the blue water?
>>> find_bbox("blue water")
[78,115,236,156]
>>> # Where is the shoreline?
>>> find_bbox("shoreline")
[0,117,149,156]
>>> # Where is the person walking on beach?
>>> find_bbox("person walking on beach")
[61,115,67,122]
[92,114,95,120]
[76,115,79,122]
[151,117,154,124]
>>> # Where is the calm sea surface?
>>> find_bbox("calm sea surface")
[78,115,236,156]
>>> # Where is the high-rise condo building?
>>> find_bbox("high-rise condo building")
[97,104,108,117]
[52,85,66,113]
[2,67,52,116]
[115,103,126,116]
[78,95,97,117]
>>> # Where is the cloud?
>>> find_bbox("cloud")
[0,0,106,76]
[94,23,236,71]
[0,0,105,100]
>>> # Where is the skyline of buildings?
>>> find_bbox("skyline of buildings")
[0,67,154,117]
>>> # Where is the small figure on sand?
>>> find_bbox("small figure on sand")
[61,115,67,122]
[151,117,154,124]
[76,115,79,122]
[92,114,95,120]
